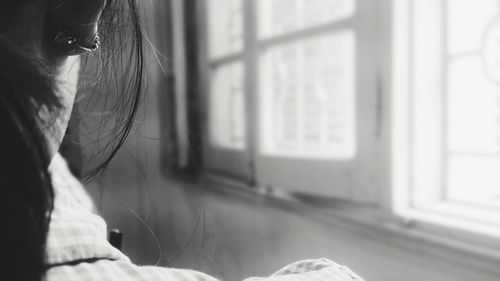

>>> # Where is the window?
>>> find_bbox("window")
[201,0,373,197]
[258,3,356,159]
[209,62,246,150]
[205,0,357,159]
[206,0,246,150]
[393,0,500,237]
[198,0,500,240]
[206,0,244,59]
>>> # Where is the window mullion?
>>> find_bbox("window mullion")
[243,0,258,184]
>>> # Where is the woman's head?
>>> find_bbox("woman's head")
[0,1,144,280]
[1,0,144,168]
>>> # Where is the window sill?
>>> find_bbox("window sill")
[399,202,500,244]
[204,173,500,278]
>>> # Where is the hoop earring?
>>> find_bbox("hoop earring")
[54,30,100,55]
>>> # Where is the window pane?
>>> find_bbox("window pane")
[209,62,246,150]
[411,0,500,209]
[448,57,500,154]
[257,0,355,38]
[445,6,500,208]
[206,0,243,59]
[447,0,497,55]
[259,31,356,159]
[446,50,500,208]
[448,155,500,209]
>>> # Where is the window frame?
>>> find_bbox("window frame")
[198,0,386,201]
[391,0,500,240]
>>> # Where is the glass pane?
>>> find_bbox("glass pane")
[447,57,500,154]
[411,0,500,208]
[206,0,244,59]
[259,31,356,159]
[448,156,500,209]
[445,6,500,207]
[209,62,246,150]
[447,0,497,55]
[446,58,500,208]
[258,0,355,38]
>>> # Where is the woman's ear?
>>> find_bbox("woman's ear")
[45,0,106,56]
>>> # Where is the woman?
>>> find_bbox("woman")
[0,1,364,280]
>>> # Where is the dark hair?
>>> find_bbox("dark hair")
[77,0,144,180]
[0,0,144,280]
[0,36,59,281]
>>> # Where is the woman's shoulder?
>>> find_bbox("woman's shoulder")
[46,153,127,266]
[49,153,96,212]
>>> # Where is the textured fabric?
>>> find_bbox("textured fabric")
[45,154,365,281]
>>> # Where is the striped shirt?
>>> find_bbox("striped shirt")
[45,154,365,281]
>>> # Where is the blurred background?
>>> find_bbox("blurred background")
[63,0,500,280]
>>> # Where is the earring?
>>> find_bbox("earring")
[85,33,101,52]
[54,30,100,55]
